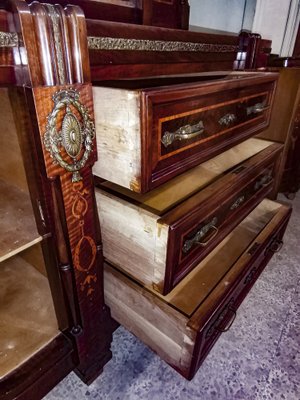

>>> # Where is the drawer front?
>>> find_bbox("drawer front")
[162,145,281,293]
[144,77,277,191]
[191,209,291,378]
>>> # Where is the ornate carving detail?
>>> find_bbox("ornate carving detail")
[44,88,95,182]
[88,36,239,53]
[0,31,18,48]
[46,4,66,85]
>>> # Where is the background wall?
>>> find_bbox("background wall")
[189,0,300,56]
[189,0,257,33]
[252,0,300,55]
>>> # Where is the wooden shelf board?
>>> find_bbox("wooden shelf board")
[0,179,42,263]
[0,256,59,380]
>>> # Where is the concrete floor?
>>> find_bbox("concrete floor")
[45,193,300,400]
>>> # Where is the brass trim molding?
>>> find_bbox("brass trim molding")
[0,32,238,54]
[88,36,239,53]
[46,4,67,85]
[0,31,18,48]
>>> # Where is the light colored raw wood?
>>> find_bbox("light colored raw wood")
[104,198,289,375]
[20,243,47,276]
[104,264,196,374]
[0,89,28,192]
[0,256,59,379]
[93,87,142,191]
[96,189,168,288]
[101,138,275,214]
[0,179,42,263]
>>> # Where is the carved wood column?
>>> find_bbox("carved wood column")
[8,0,112,383]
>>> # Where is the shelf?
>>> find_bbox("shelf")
[0,179,42,263]
[0,256,59,380]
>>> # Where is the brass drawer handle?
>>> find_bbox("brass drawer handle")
[161,121,204,148]
[244,267,257,285]
[265,239,284,256]
[182,217,218,254]
[219,113,237,126]
[254,174,273,190]
[216,308,236,333]
[205,299,236,338]
[230,195,245,210]
[270,239,283,253]
[247,102,270,116]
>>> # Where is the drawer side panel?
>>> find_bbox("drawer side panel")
[93,87,142,191]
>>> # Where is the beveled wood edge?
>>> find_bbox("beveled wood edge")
[159,143,283,226]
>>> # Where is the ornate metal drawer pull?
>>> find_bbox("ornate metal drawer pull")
[219,113,237,126]
[161,121,204,148]
[244,267,257,285]
[216,308,236,332]
[254,174,273,190]
[230,195,245,210]
[246,102,270,116]
[205,298,235,338]
[182,217,218,254]
[270,239,283,253]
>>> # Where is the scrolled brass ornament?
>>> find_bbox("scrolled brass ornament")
[44,89,95,182]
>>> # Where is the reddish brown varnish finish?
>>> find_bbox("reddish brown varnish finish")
[1,1,112,398]
[188,209,291,380]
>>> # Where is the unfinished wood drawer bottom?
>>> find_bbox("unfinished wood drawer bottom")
[104,199,291,380]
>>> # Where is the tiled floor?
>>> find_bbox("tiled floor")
[45,193,300,400]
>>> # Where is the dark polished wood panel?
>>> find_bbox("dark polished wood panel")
[191,206,291,379]
[163,143,282,292]
[143,73,277,192]
[2,0,112,392]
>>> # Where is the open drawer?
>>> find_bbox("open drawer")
[104,198,292,380]
[93,72,277,193]
[96,138,283,294]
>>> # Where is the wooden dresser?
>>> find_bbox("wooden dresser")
[93,72,291,379]
[0,0,293,398]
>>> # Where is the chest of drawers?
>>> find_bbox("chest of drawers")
[96,139,282,294]
[0,0,293,396]
[93,70,292,378]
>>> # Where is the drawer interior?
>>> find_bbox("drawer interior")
[99,137,275,215]
[153,199,285,316]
